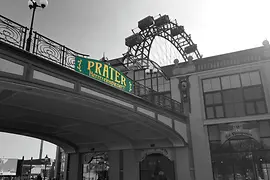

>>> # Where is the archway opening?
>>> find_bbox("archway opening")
[0,132,61,180]
[140,153,175,180]
[212,136,265,180]
[82,152,109,180]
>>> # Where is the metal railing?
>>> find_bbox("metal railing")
[0,14,184,115]
[133,81,183,113]
[0,15,28,49]
[32,32,89,69]
[0,15,88,68]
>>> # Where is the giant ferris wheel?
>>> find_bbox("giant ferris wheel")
[123,14,201,78]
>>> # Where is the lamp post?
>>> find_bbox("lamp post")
[28,157,33,180]
[26,0,48,52]
[44,155,49,180]
[145,67,158,91]
[145,66,158,103]
[20,156,24,180]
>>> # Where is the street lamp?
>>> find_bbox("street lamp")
[44,154,49,180]
[26,0,48,52]
[145,65,158,90]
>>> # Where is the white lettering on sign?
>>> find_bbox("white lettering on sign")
[220,123,260,144]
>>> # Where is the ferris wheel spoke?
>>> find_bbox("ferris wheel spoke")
[150,36,185,66]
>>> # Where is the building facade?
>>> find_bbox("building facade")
[171,44,270,180]
[55,45,270,180]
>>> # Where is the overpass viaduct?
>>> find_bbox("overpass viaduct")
[0,15,191,180]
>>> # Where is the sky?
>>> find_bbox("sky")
[0,0,270,159]
[0,132,56,160]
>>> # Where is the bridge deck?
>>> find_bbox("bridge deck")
[0,14,188,153]
[0,14,184,116]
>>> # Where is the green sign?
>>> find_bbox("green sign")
[75,56,133,93]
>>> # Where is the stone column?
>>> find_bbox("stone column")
[65,153,82,180]
[174,147,192,180]
[189,75,213,180]
[123,150,139,180]
[108,150,120,180]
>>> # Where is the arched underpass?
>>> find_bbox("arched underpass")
[0,79,186,153]
[0,38,190,180]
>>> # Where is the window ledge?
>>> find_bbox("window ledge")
[204,113,270,125]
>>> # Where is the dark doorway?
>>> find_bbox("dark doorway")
[140,153,175,180]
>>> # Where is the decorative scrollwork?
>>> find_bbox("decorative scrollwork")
[64,48,88,70]
[0,15,28,49]
[33,33,62,64]
[65,48,77,69]
[32,32,89,68]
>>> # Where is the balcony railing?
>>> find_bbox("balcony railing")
[0,14,184,115]
[32,32,88,69]
[0,15,88,68]
[133,81,183,114]
[0,15,28,49]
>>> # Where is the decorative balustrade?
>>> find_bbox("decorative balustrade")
[133,81,183,113]
[0,14,184,115]
[32,32,89,69]
[0,15,28,49]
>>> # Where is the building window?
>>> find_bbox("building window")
[135,70,145,80]
[207,121,270,180]
[202,71,267,119]
[158,76,170,92]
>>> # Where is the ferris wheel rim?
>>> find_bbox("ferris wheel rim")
[131,16,200,59]
[124,14,201,78]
